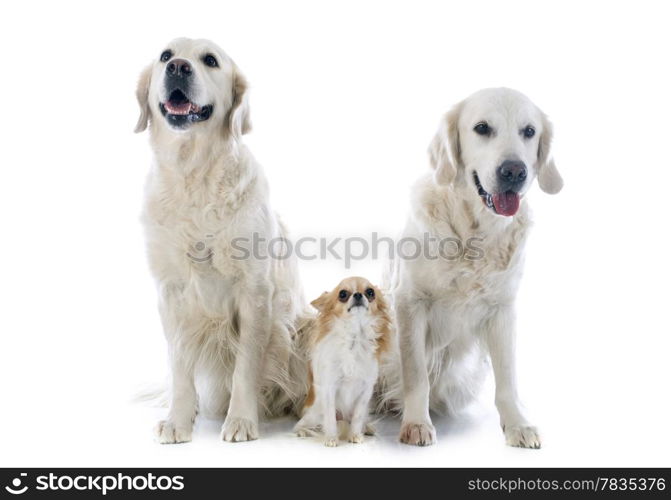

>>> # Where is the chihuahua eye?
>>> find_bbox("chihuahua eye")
[473,122,491,136]
[160,50,172,62]
[338,290,350,302]
[365,288,375,300]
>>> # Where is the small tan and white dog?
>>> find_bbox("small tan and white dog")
[294,277,392,446]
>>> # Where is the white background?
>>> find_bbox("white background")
[1,0,670,467]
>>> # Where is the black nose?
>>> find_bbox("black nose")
[497,160,527,187]
[166,58,192,77]
[353,292,363,301]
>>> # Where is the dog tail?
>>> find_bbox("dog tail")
[131,382,169,408]
[374,328,404,415]
[285,309,316,416]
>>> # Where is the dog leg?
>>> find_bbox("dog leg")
[154,287,197,445]
[319,384,338,447]
[155,344,197,444]
[221,286,271,442]
[397,300,436,446]
[485,306,541,449]
[348,385,374,444]
[294,405,321,437]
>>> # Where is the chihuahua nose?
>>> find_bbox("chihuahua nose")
[497,160,527,187]
[353,292,363,301]
[166,58,192,77]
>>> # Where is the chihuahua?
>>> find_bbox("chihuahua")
[294,277,392,446]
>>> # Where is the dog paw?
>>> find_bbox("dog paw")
[154,420,192,444]
[324,437,339,447]
[348,433,364,444]
[399,421,436,446]
[221,416,259,442]
[294,426,314,438]
[364,422,376,436]
[504,424,541,449]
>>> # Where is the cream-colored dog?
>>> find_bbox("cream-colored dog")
[385,88,562,448]
[135,38,306,443]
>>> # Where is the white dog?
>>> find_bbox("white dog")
[135,38,307,443]
[385,88,563,447]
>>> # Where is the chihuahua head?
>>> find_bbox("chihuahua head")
[311,276,386,319]
[310,276,392,359]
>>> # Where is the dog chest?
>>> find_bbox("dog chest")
[415,253,521,305]
[314,324,378,381]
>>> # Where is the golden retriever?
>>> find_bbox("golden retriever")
[383,88,562,448]
[135,38,307,443]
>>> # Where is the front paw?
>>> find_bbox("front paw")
[294,427,311,438]
[154,420,192,444]
[348,433,364,444]
[504,424,541,449]
[399,421,436,446]
[294,424,318,438]
[324,436,339,447]
[221,416,259,442]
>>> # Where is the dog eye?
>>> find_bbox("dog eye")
[365,288,375,299]
[522,126,536,138]
[338,290,350,302]
[473,122,491,136]
[203,54,219,68]
[160,50,173,63]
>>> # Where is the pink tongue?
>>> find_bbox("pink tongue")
[492,191,520,216]
[164,101,192,115]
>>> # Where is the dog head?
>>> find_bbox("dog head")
[134,38,250,138]
[310,277,391,357]
[429,88,563,217]
[311,277,387,321]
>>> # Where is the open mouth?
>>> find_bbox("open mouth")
[159,89,212,127]
[473,171,520,217]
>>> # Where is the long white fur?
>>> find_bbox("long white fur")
[135,38,309,443]
[381,88,562,448]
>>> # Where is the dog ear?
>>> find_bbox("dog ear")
[225,67,252,139]
[373,285,388,312]
[429,103,462,185]
[537,114,563,194]
[134,64,153,133]
[310,292,330,312]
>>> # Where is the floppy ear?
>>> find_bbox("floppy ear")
[225,67,252,139]
[428,103,462,185]
[310,292,330,312]
[134,64,153,133]
[537,114,563,194]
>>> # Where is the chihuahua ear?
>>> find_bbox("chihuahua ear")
[310,292,330,312]
[537,114,563,194]
[429,102,462,185]
[373,285,388,311]
[134,64,153,133]
[225,66,252,139]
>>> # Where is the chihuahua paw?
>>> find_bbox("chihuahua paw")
[324,437,339,447]
[348,433,364,444]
